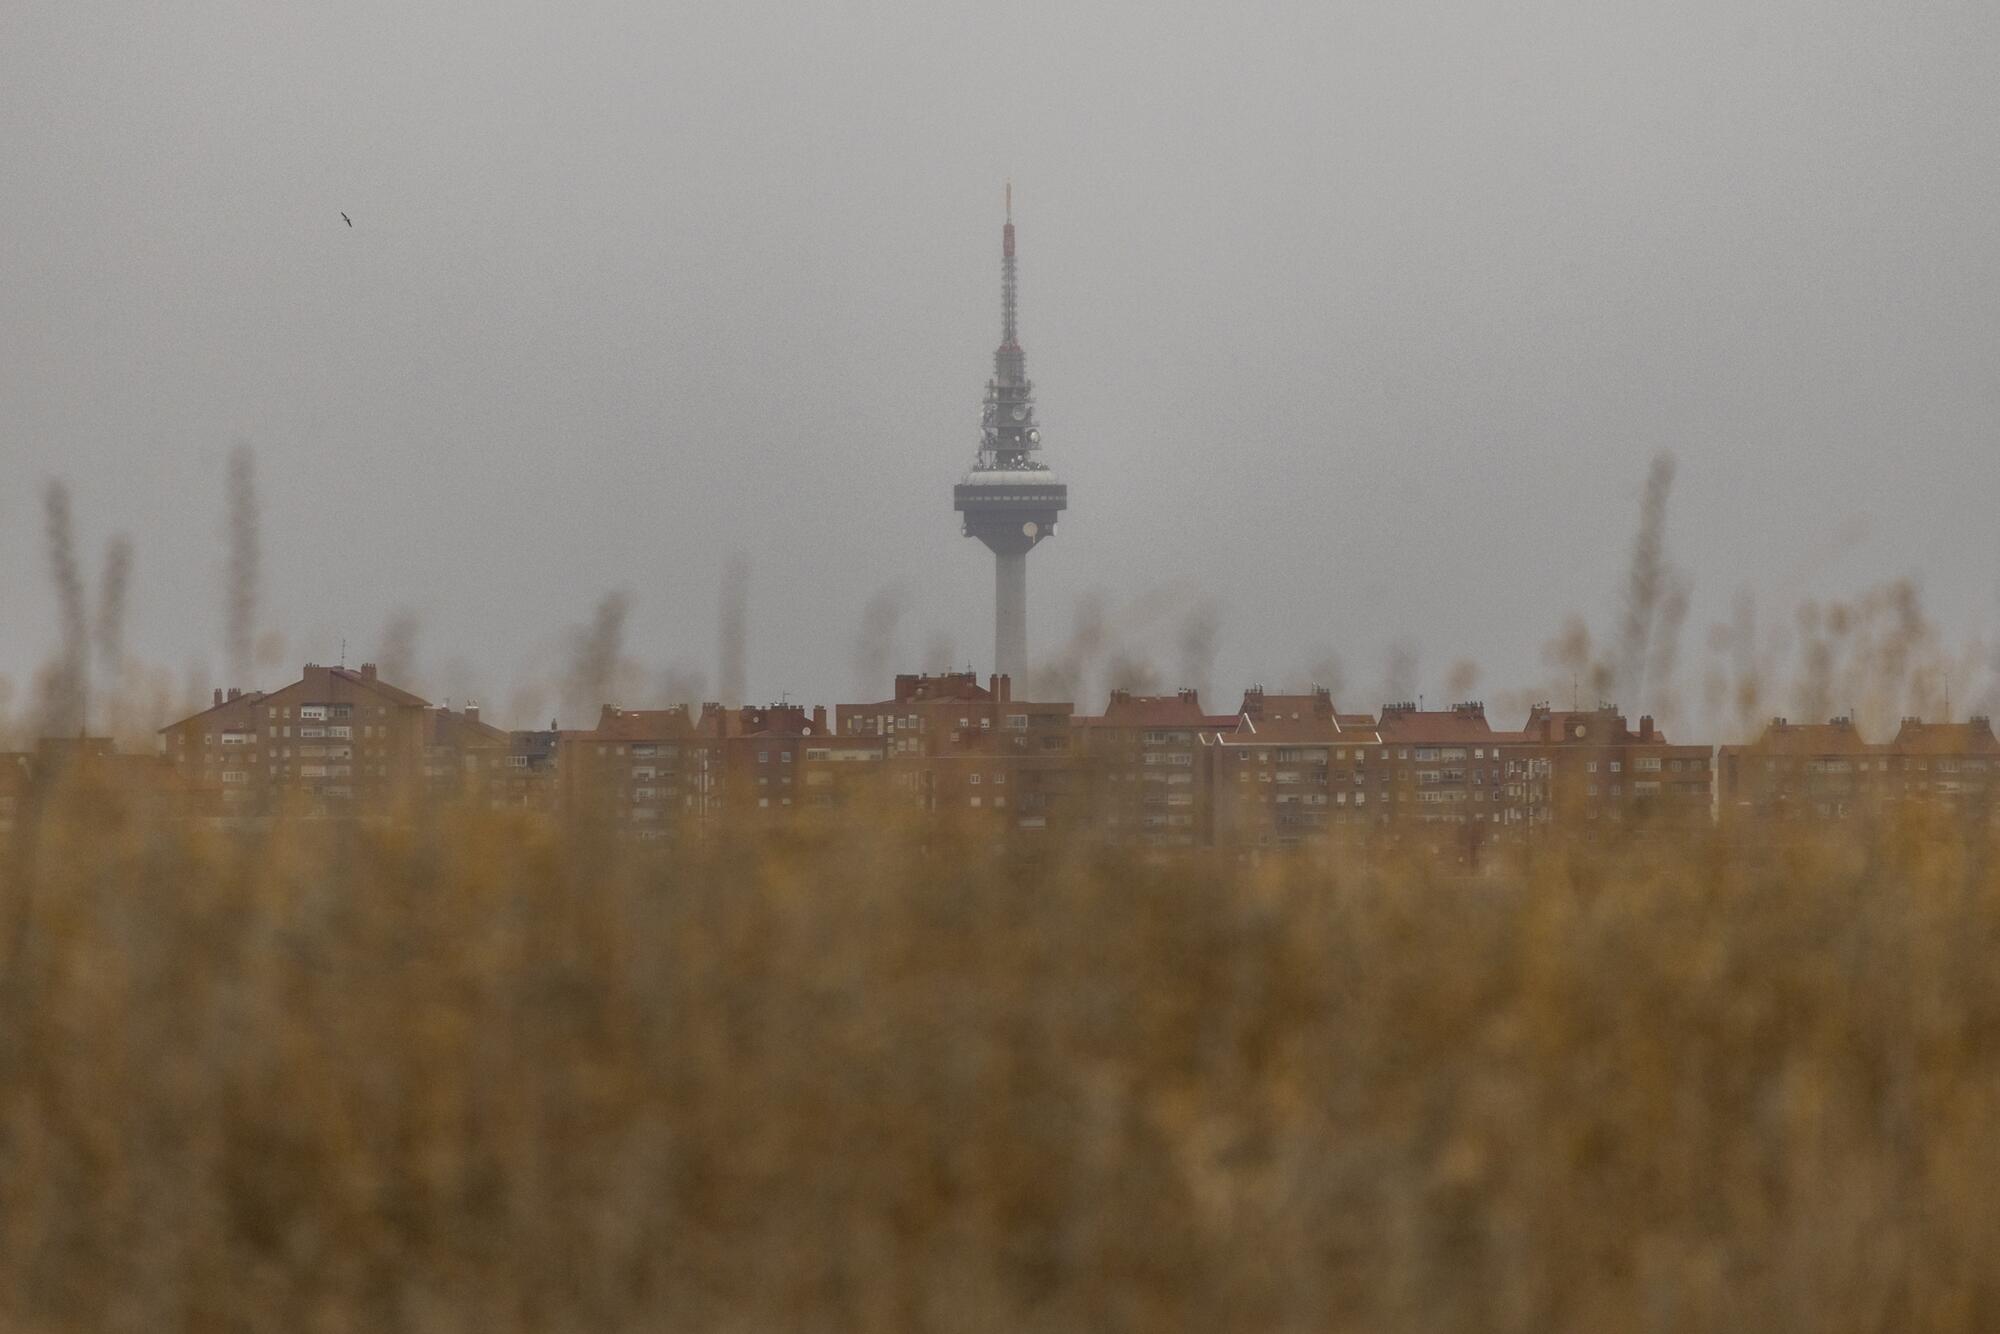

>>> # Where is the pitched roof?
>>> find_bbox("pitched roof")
[1238,689,1338,723]
[326,666,429,709]
[1076,689,1233,729]
[426,707,507,747]
[1889,718,2000,755]
[1733,718,1881,756]
[588,705,696,741]
[158,662,429,733]
[157,690,267,731]
[1374,703,1513,746]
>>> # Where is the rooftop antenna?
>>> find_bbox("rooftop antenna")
[339,637,346,669]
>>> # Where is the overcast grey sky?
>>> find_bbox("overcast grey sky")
[4,1,1997,729]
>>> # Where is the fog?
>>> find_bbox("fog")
[4,1,1998,730]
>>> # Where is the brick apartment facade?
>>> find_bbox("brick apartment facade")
[159,663,433,816]
[123,663,2000,847]
[1368,701,1516,832]
[1506,705,1712,830]
[1201,687,1384,849]
[836,673,1074,834]
[1719,714,2000,822]
[1072,688,1235,847]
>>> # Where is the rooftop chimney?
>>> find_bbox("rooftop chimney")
[465,704,479,724]
[227,687,240,702]
[214,688,224,708]
[361,662,378,681]
[812,705,827,734]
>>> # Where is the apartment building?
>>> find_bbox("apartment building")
[560,705,704,837]
[1369,701,1517,831]
[1073,688,1234,847]
[1719,714,2000,822]
[159,663,432,816]
[699,701,844,820]
[0,739,185,828]
[1717,716,1885,822]
[1885,717,2000,813]
[836,673,1074,833]
[1203,687,1381,849]
[423,703,508,800]
[560,700,884,836]
[1505,705,1711,829]
[489,727,562,811]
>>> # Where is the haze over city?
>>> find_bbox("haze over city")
[15,8,2000,1328]
[4,1,1998,728]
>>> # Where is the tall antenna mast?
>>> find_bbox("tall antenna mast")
[1000,180,1018,347]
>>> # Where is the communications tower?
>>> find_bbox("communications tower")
[954,185,1067,682]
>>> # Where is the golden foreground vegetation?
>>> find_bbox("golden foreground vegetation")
[2,781,1997,1332]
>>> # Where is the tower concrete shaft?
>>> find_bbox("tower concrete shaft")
[995,549,1027,682]
[953,185,1067,682]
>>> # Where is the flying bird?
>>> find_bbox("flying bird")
[341,212,351,227]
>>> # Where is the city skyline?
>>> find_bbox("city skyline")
[5,4,1998,731]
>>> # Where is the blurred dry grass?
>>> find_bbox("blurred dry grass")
[2,785,1997,1333]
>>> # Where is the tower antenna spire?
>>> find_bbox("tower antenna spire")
[1000,182,1017,344]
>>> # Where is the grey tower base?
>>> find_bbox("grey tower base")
[995,549,1027,683]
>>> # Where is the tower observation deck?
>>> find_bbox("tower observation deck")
[953,186,1067,683]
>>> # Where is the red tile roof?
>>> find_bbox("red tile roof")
[1076,689,1233,729]
[1889,718,2000,755]
[1729,719,1880,756]
[589,706,696,741]
[1374,703,1513,746]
